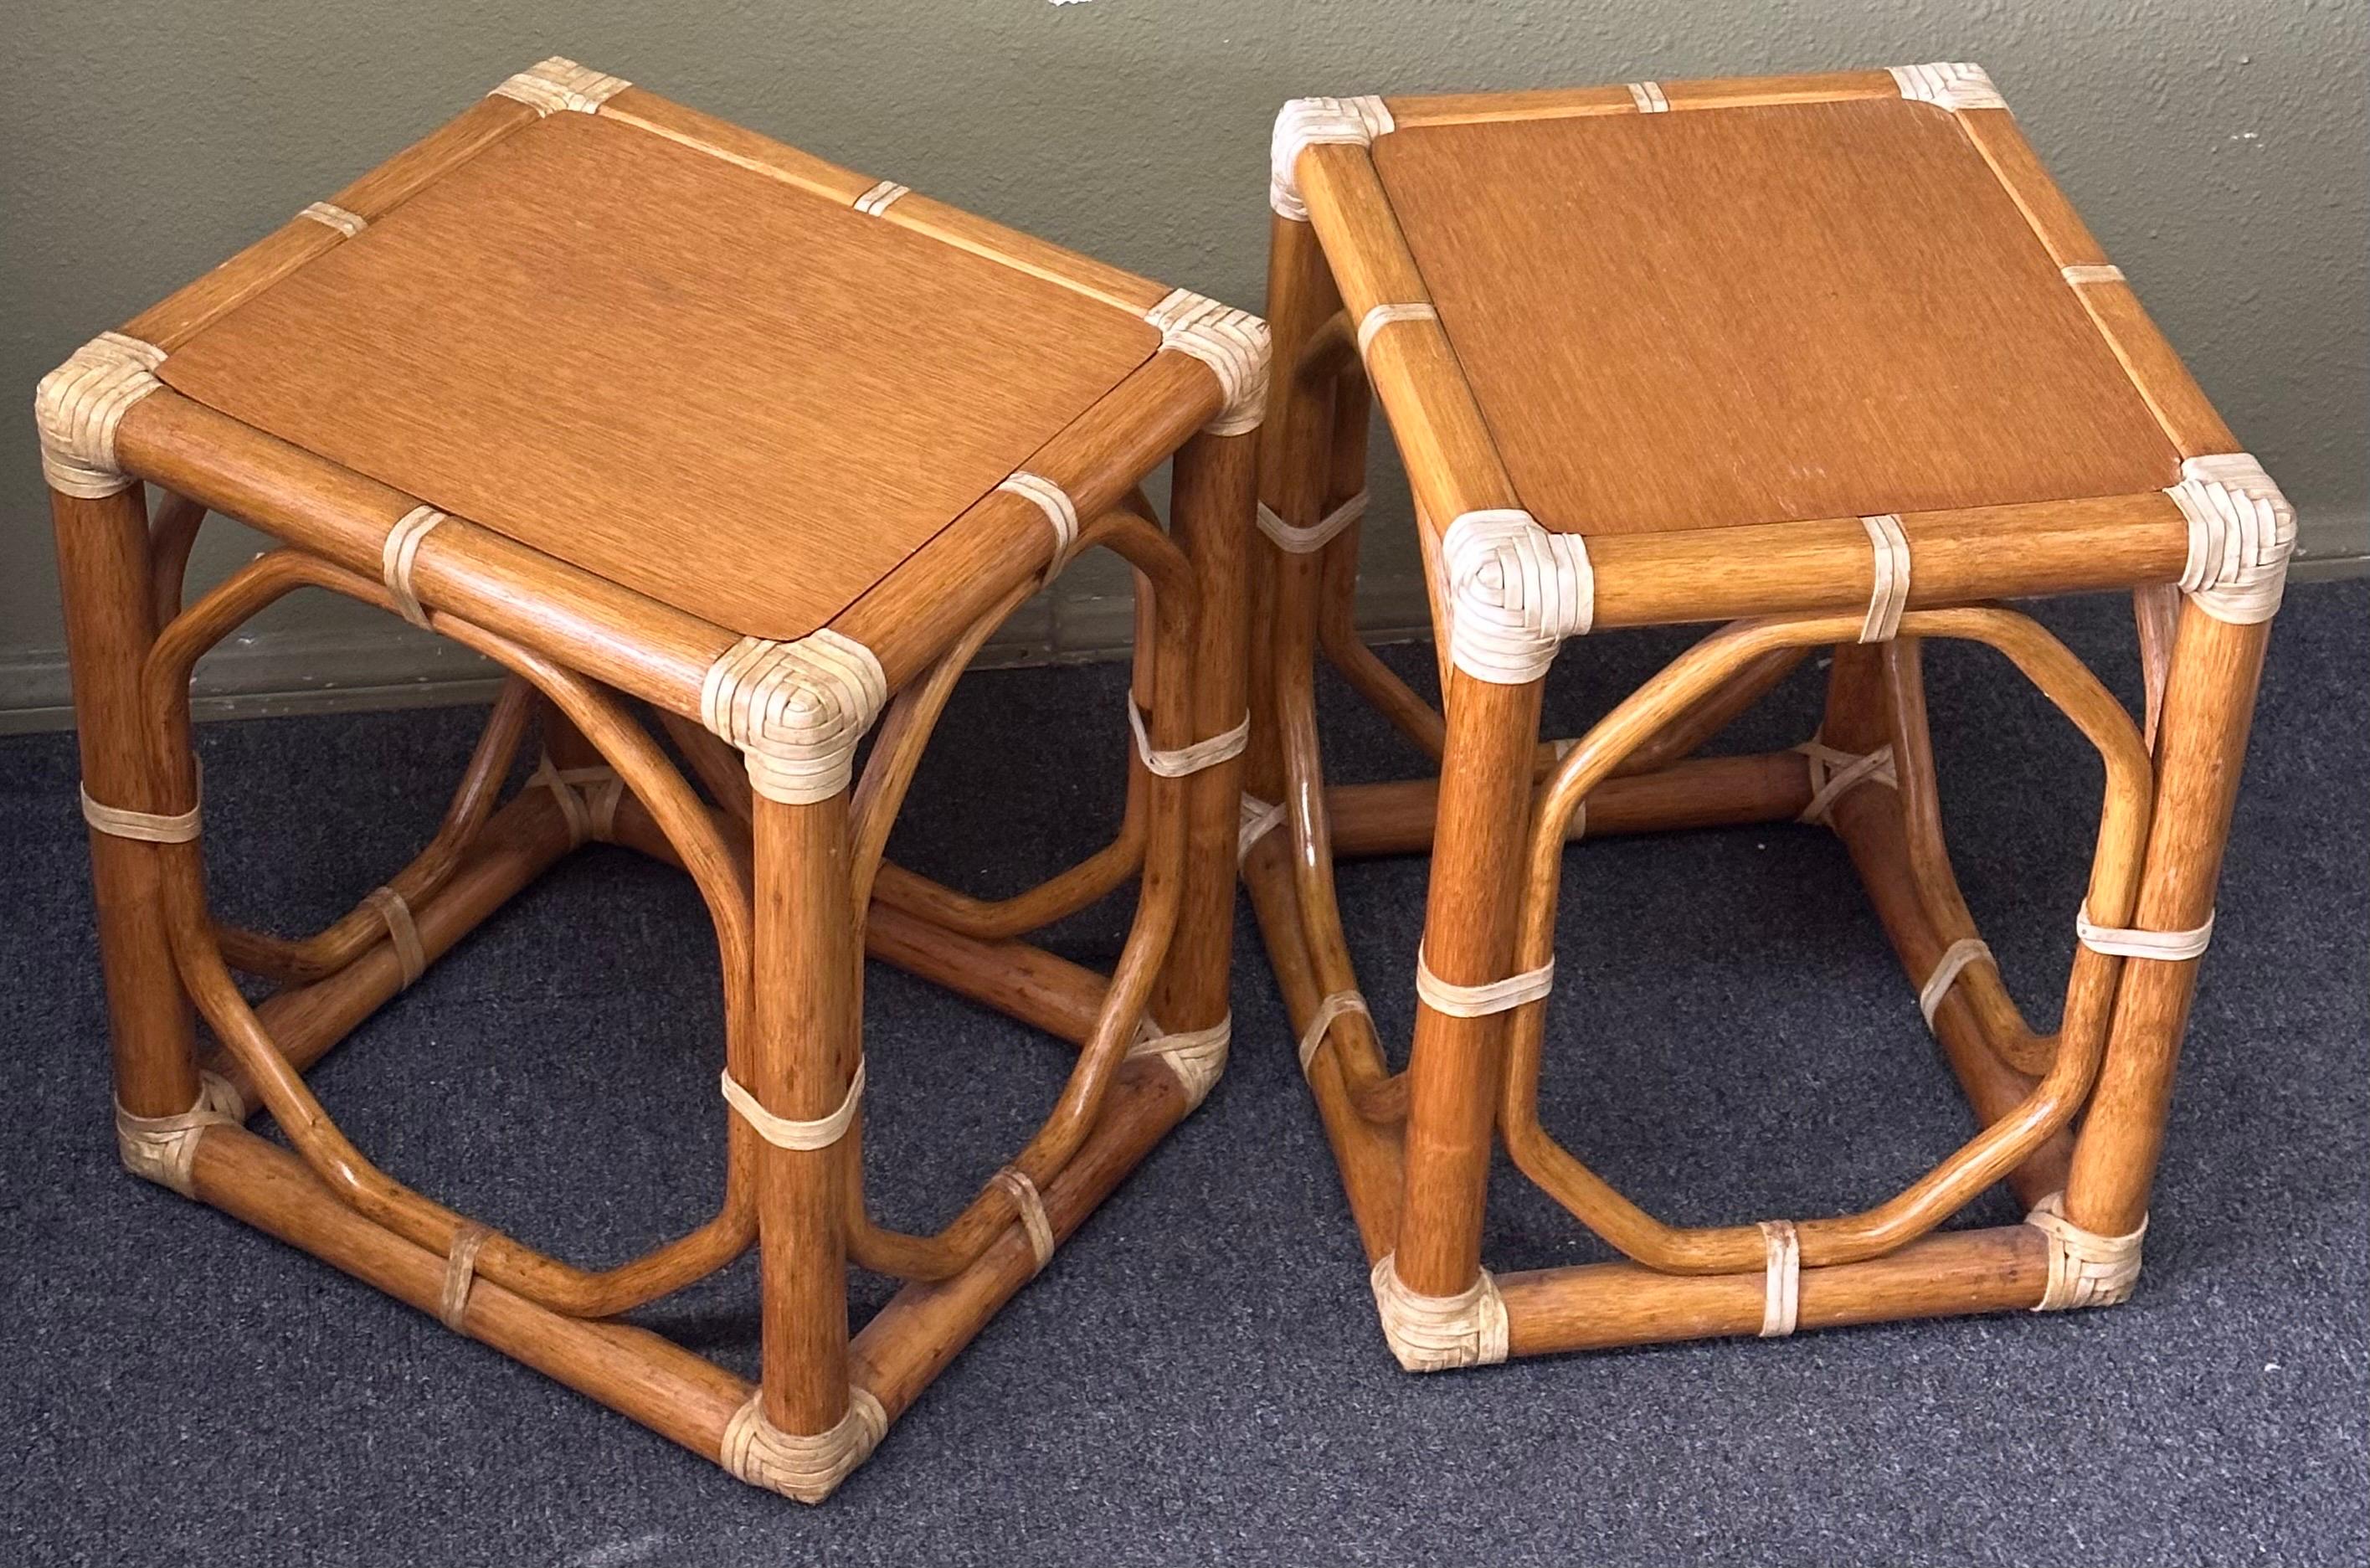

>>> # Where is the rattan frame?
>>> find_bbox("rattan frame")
[1248,66,2290,1365]
[39,59,1262,1502]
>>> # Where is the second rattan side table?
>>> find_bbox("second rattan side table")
[1247,64,2292,1368]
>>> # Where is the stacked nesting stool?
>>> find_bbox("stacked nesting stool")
[40,59,1262,1500]
[1245,65,2291,1367]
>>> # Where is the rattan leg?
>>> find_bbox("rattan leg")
[51,482,202,1121]
[743,787,878,1499]
[2064,604,2273,1236]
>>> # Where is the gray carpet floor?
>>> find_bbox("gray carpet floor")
[3,583,2362,1566]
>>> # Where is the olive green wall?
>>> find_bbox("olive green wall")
[4,1,2362,727]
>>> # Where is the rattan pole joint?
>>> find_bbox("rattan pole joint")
[1128,1015,1230,1109]
[1237,793,1286,864]
[1858,513,1911,643]
[80,754,202,844]
[1757,1219,1802,1338]
[1128,699,1250,779]
[1437,510,1595,684]
[35,331,167,498]
[722,1387,889,1504]
[852,180,910,217]
[1415,946,1554,1017]
[1793,740,1898,828]
[533,754,625,844]
[2075,906,2214,963]
[995,471,1081,578]
[297,201,368,238]
[439,1221,494,1332]
[1627,81,1672,114]
[116,1072,244,1198]
[1270,95,1396,221]
[2167,454,2295,624]
[1298,989,1370,1077]
[720,1060,866,1150]
[1888,62,2007,113]
[2026,1191,2146,1310]
[1355,302,1437,357]
[1257,491,1368,554]
[1369,1252,1509,1372]
[489,57,631,116]
[1919,937,1995,1028]
[362,885,427,987]
[1144,289,1272,435]
[2062,263,2126,286]
[989,1166,1056,1273]
[702,630,889,805]
[381,506,447,630]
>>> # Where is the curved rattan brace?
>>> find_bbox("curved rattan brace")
[1793,740,1898,828]
[382,506,446,630]
[2026,1191,2146,1310]
[490,57,630,116]
[116,1071,243,1198]
[1627,81,1672,113]
[1128,700,1249,779]
[297,201,367,238]
[80,756,201,844]
[2062,263,2126,286]
[1858,513,1911,643]
[1271,95,1396,220]
[1257,491,1368,555]
[1128,1015,1230,1110]
[1356,302,1437,357]
[1369,1252,1508,1372]
[1438,510,1594,685]
[533,754,624,845]
[362,885,427,987]
[996,471,1081,577]
[35,331,166,498]
[2167,454,2295,625]
[1889,62,2007,112]
[1919,937,1996,1028]
[2075,905,2214,963]
[1144,288,1272,435]
[440,1221,493,1332]
[702,630,889,805]
[852,179,910,216]
[1756,1220,1802,1338]
[720,1060,866,1150]
[1415,946,1553,1018]
[1298,989,1370,1077]
[989,1166,1056,1273]
[1238,794,1286,864]
[722,1388,888,1504]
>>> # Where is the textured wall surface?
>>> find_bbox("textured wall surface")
[4,0,2362,721]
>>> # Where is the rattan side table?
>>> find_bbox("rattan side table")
[1247,65,2291,1367]
[39,57,1263,1501]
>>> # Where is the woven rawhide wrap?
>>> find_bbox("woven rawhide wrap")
[35,332,166,498]
[490,56,630,116]
[2025,1191,2146,1311]
[1270,95,1395,220]
[2167,454,2295,625]
[1145,289,1271,436]
[116,1072,244,1199]
[701,630,887,805]
[1369,1252,1508,1372]
[1127,1015,1231,1110]
[1888,62,2007,112]
[722,1388,888,1504]
[1437,510,1594,684]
